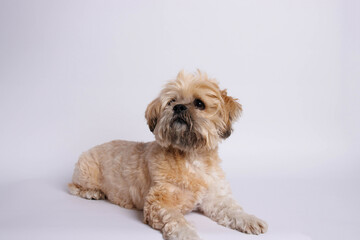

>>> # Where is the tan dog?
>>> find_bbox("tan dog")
[68,70,267,240]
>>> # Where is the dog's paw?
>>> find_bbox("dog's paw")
[235,213,268,235]
[163,221,202,240]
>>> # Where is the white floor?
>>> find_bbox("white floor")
[0,177,358,240]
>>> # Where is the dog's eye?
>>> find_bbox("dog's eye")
[168,99,176,105]
[194,99,205,110]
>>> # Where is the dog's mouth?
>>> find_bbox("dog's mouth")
[171,116,189,128]
[173,117,187,125]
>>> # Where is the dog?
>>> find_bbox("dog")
[68,70,268,240]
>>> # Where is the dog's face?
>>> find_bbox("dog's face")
[145,71,242,151]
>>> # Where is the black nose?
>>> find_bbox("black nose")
[173,104,187,114]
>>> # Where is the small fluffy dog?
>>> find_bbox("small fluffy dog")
[68,71,267,240]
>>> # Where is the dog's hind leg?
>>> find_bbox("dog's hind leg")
[68,151,106,200]
[68,183,105,200]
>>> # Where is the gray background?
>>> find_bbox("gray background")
[0,0,358,183]
[0,1,359,239]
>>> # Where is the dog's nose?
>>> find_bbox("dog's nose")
[173,104,187,114]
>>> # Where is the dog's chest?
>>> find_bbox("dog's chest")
[154,154,220,212]
[162,158,213,194]
[184,160,211,183]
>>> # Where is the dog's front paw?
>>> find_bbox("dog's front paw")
[235,213,268,235]
[163,221,202,240]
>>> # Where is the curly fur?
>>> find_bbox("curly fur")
[69,70,267,240]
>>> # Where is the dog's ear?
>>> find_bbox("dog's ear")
[145,97,162,133]
[219,89,242,139]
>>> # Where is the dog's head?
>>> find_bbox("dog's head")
[145,70,242,151]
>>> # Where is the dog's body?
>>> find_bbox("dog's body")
[69,71,267,240]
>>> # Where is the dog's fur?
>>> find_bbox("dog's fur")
[68,70,267,240]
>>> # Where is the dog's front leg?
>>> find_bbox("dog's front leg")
[144,184,201,240]
[199,181,268,235]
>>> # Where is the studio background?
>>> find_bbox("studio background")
[0,1,359,240]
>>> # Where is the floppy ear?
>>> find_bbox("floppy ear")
[219,89,243,139]
[145,97,162,132]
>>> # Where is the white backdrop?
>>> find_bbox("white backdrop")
[0,0,359,184]
[1,1,360,240]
